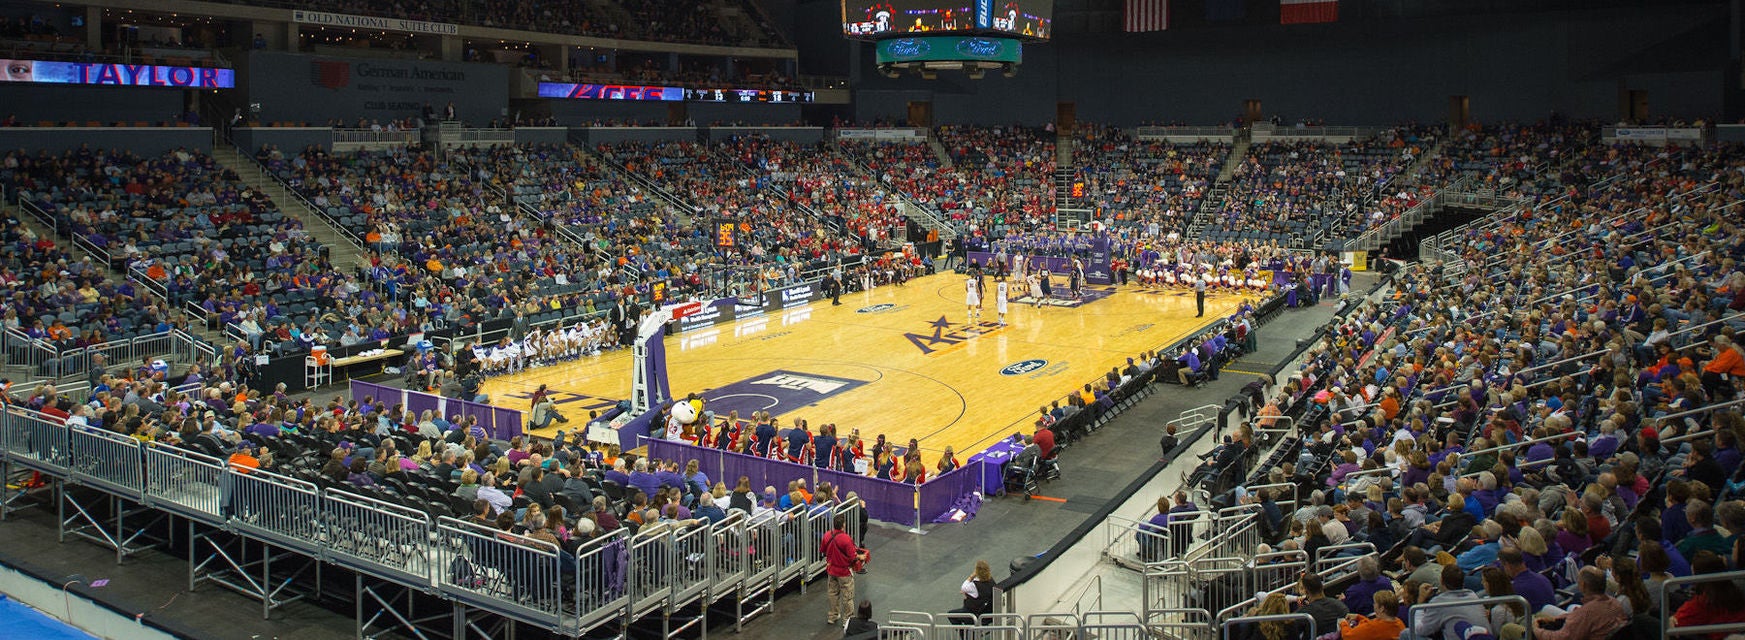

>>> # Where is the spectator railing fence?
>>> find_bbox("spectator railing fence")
[1655,397,1745,446]
[1145,608,1215,640]
[1101,514,1172,569]
[1311,542,1375,581]
[1663,569,1745,637]
[1142,559,1196,615]
[1664,311,1745,349]
[704,513,750,609]
[60,423,163,562]
[934,611,1024,639]
[1194,557,1250,621]
[333,128,419,146]
[1453,431,1582,472]
[322,489,433,586]
[628,524,680,623]
[1219,612,1315,640]
[1209,551,1309,622]
[68,424,146,501]
[1203,504,1261,560]
[736,509,785,628]
[434,516,566,625]
[1404,595,1528,639]
[0,328,209,382]
[141,445,226,525]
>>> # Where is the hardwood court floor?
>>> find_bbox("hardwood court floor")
[481,272,1253,456]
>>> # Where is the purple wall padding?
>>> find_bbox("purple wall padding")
[916,462,983,520]
[349,381,524,441]
[640,437,978,527]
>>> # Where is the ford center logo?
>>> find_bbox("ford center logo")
[1000,359,1049,376]
[857,303,896,314]
[957,38,1003,58]
[886,38,930,59]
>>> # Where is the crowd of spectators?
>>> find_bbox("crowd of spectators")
[0,213,170,347]
[1418,121,1595,195]
[1211,139,1745,640]
[1072,123,1226,232]
[839,125,1057,234]
[1208,129,1425,246]
[719,136,907,247]
[599,137,872,287]
[1,147,353,348]
[261,143,627,342]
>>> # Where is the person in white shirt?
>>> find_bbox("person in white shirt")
[995,278,1010,326]
[965,276,981,322]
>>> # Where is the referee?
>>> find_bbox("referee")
[1194,276,1206,317]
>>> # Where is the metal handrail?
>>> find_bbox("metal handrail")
[1663,311,1745,343]
[1657,398,1745,446]
[1511,348,1614,377]
[1220,612,1316,640]
[1455,430,1582,466]
[1406,595,1528,639]
[1654,571,1745,638]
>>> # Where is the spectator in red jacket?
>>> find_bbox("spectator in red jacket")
[821,514,860,625]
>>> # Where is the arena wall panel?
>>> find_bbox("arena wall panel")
[232,127,336,154]
[0,84,185,125]
[0,127,212,156]
[246,51,509,128]
[844,5,1728,125]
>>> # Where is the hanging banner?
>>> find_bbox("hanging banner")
[291,10,460,35]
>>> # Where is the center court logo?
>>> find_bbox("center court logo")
[857,303,897,314]
[751,373,848,394]
[1000,359,1049,376]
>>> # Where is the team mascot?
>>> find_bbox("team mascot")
[666,401,698,442]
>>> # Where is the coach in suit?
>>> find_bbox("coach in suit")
[610,299,639,347]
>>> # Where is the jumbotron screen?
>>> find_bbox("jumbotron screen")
[842,1,1051,39]
[983,1,1052,38]
[842,2,973,37]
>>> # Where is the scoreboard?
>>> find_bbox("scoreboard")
[683,88,815,104]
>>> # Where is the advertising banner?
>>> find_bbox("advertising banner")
[0,59,233,88]
[764,281,822,312]
[875,35,1022,65]
[249,51,505,126]
[674,298,737,333]
[537,82,683,101]
[291,10,460,35]
[837,128,927,141]
[1612,128,1668,142]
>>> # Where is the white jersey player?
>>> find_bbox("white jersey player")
[965,276,981,321]
[995,279,1010,326]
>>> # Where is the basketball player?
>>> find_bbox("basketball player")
[1026,271,1043,308]
[1038,268,1053,306]
[995,277,1010,326]
[965,274,981,322]
[1069,258,1084,299]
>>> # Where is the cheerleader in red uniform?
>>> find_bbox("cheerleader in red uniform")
[839,432,865,473]
[935,446,962,475]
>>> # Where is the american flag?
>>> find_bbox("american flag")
[1124,0,1168,32]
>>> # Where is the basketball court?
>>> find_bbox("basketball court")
[480,272,1253,456]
